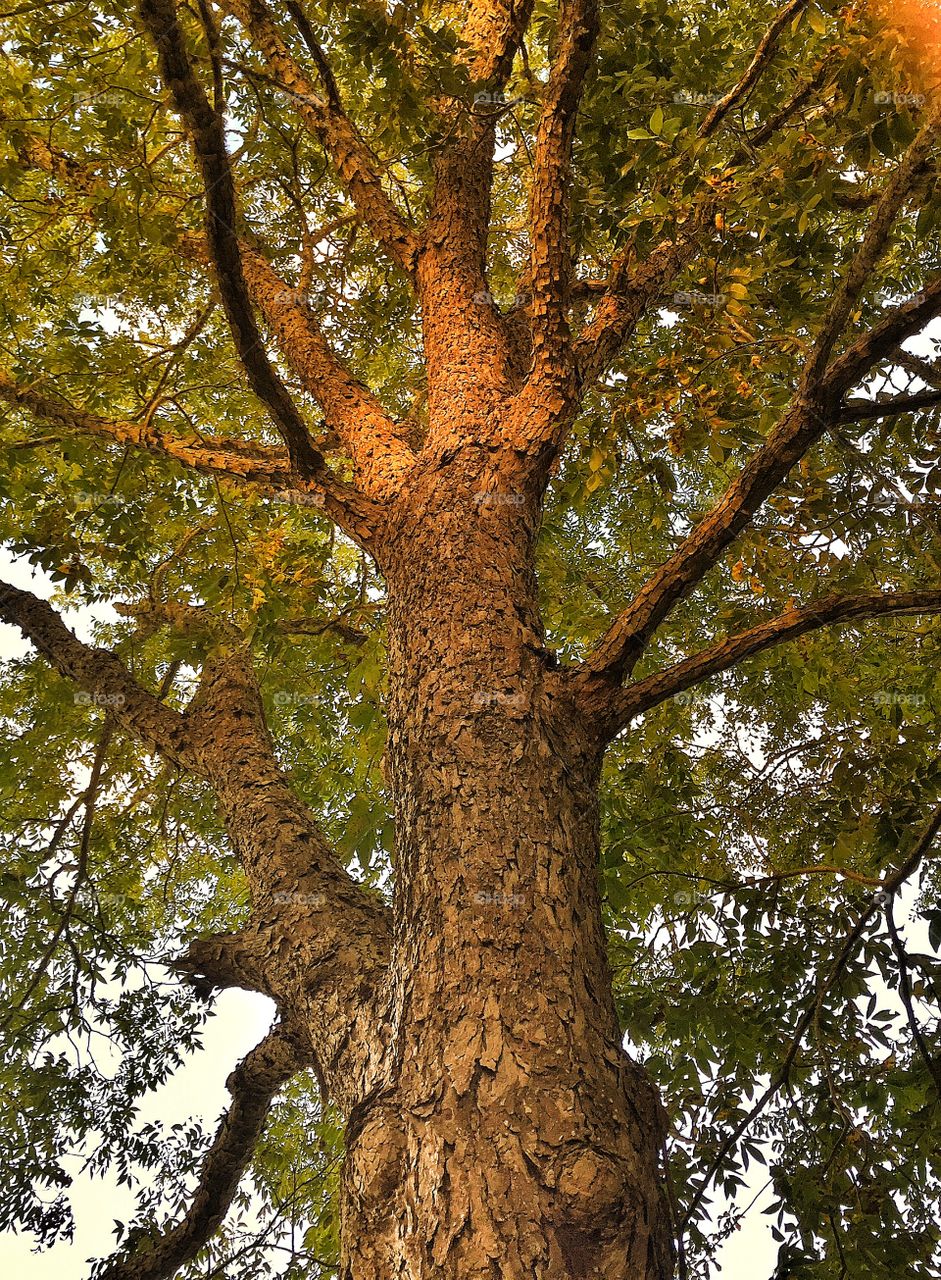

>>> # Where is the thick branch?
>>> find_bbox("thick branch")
[1,368,283,481]
[460,0,535,84]
[572,213,713,387]
[805,106,941,384]
[1,585,391,1107]
[424,0,535,261]
[179,648,392,1109]
[527,0,599,378]
[0,578,190,763]
[573,394,832,686]
[839,386,941,423]
[138,0,326,479]
[233,242,415,496]
[592,589,941,737]
[99,1021,313,1280]
[219,0,419,275]
[12,121,410,499]
[825,274,941,398]
[416,1,537,426]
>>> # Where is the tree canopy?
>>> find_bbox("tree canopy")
[2,0,941,1276]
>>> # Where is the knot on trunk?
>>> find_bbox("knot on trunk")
[343,1097,408,1219]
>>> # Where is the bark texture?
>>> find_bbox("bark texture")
[5,2,941,1277]
[337,466,673,1279]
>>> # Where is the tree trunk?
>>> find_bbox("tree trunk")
[339,469,675,1279]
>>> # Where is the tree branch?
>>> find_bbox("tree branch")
[219,0,420,276]
[590,588,941,738]
[1,583,392,1106]
[416,0,537,429]
[98,1020,314,1280]
[839,386,941,423]
[572,213,713,387]
[10,122,411,500]
[824,274,941,399]
[805,105,941,384]
[697,0,809,138]
[0,581,389,1100]
[0,369,380,546]
[1,723,113,1032]
[138,0,327,479]
[575,117,941,687]
[0,578,191,763]
[172,641,392,1109]
[231,242,415,496]
[572,393,832,687]
[893,348,941,390]
[569,65,827,391]
[527,0,599,378]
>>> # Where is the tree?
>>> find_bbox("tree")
[2,0,941,1275]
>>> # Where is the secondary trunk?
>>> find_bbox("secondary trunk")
[338,467,674,1279]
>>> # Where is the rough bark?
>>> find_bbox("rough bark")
[335,467,674,1280]
[7,4,941,1277]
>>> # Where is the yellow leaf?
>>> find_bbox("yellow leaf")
[808,7,826,34]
